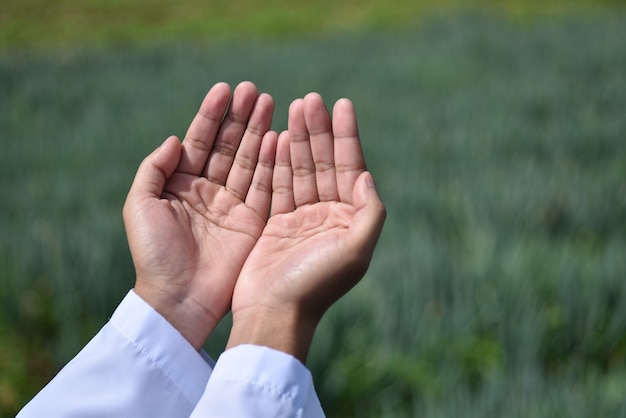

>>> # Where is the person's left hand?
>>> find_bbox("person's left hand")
[227,93,386,362]
[123,82,277,350]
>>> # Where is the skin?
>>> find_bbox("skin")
[227,93,386,362]
[124,81,277,350]
[123,82,386,361]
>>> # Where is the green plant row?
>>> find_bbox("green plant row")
[1,0,624,49]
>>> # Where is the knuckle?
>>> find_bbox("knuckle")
[234,155,257,172]
[185,136,212,153]
[252,179,272,194]
[213,140,238,158]
[292,166,316,177]
[314,160,335,172]
[246,124,266,138]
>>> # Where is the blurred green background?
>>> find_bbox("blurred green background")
[1,0,626,416]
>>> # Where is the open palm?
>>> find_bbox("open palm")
[231,94,386,331]
[123,82,277,350]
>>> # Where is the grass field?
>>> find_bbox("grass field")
[1,0,624,49]
[1,4,626,417]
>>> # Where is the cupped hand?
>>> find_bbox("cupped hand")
[123,82,278,350]
[228,93,386,361]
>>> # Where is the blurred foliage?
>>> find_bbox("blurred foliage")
[1,5,626,418]
[1,0,626,49]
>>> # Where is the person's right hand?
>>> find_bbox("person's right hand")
[227,93,386,362]
[123,82,277,350]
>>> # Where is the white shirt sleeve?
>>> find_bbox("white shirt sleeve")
[191,345,325,418]
[17,290,214,417]
[18,290,325,418]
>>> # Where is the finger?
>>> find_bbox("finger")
[349,171,386,264]
[127,136,182,203]
[271,131,295,216]
[178,83,231,176]
[205,81,259,185]
[289,99,318,207]
[333,98,366,204]
[245,130,278,219]
[303,93,339,202]
[226,93,275,201]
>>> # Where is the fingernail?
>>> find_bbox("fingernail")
[365,172,377,189]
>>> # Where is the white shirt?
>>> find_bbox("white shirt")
[18,290,324,417]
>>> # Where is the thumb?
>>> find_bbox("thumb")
[350,171,386,257]
[127,136,182,201]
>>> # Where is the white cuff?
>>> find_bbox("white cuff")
[111,290,214,404]
[192,344,325,417]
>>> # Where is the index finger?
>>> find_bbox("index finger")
[177,82,232,176]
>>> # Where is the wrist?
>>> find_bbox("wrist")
[226,306,319,364]
[134,281,216,351]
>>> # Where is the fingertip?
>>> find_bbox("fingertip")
[302,93,333,143]
[332,97,360,142]
[278,129,290,140]
[208,82,231,97]
[213,81,231,89]
[255,93,276,114]
[198,82,232,119]
[355,172,384,211]
[155,136,181,169]
[129,137,181,203]
[363,171,376,189]
[237,80,254,88]
[288,99,305,133]
[263,129,279,141]
[303,92,323,104]
[235,80,259,96]
[153,135,182,173]
[159,135,181,151]
[258,92,275,105]
[334,98,354,113]
[354,171,370,197]
[303,93,329,120]
[260,130,279,161]
[276,131,291,163]
[289,98,304,113]
[351,171,386,251]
